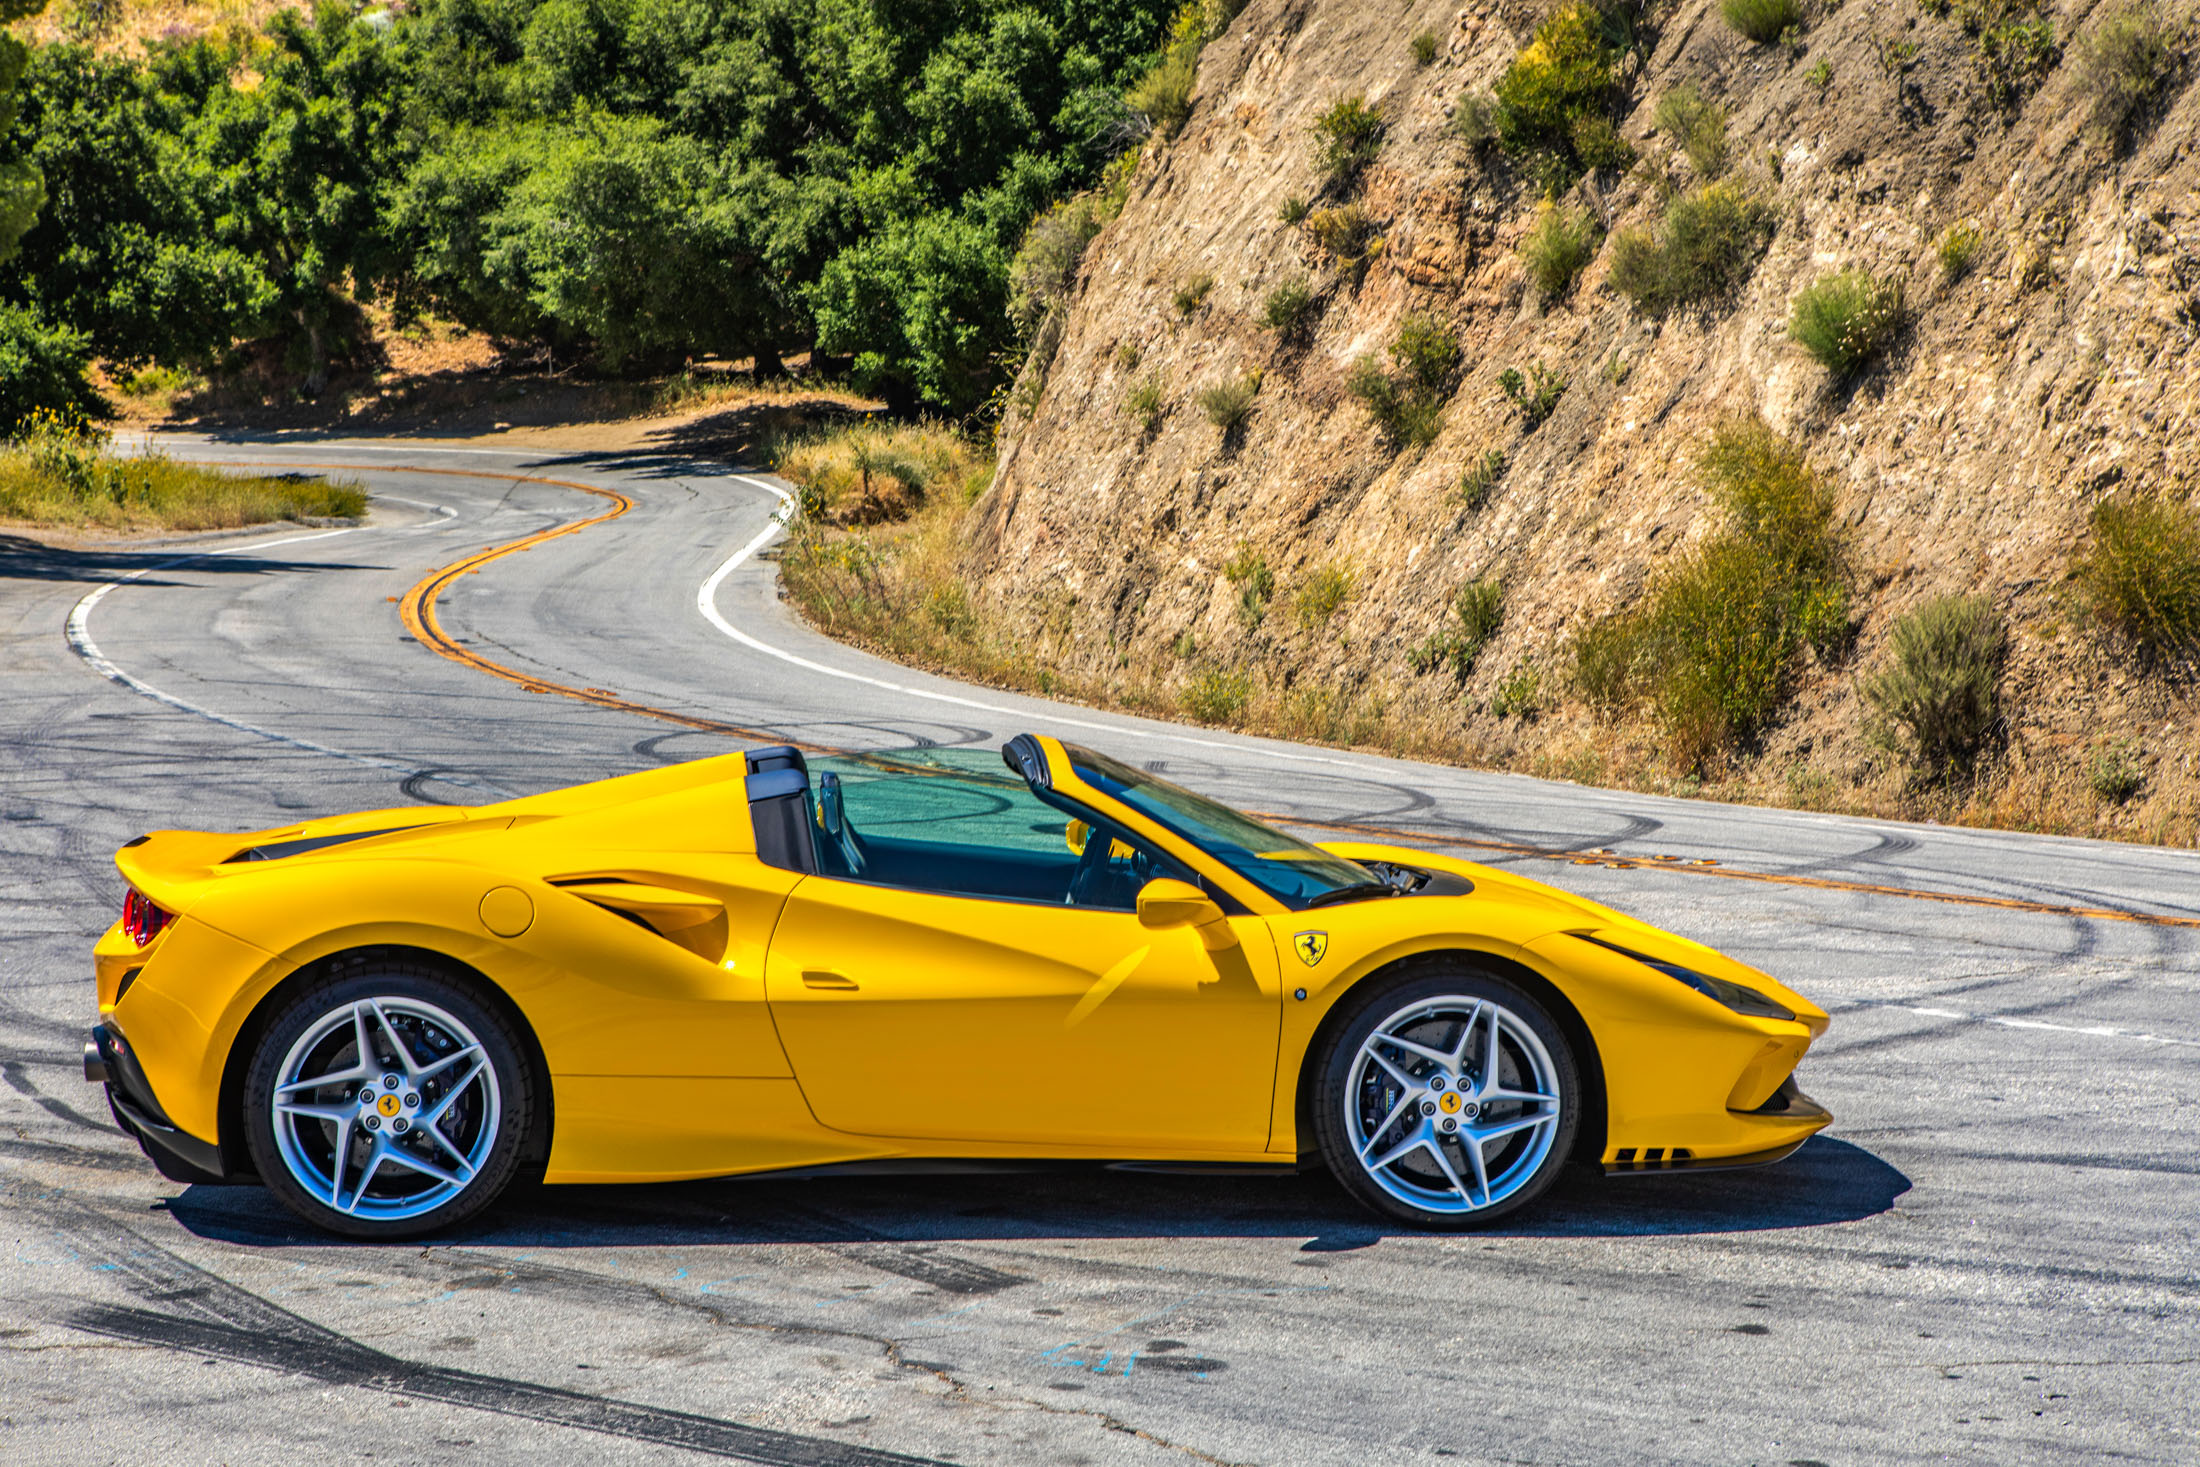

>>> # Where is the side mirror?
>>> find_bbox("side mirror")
[1136,878,1237,951]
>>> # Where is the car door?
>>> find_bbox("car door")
[761,758,1284,1152]
[766,883,1281,1150]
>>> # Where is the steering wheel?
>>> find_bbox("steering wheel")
[1067,822,1116,907]
[816,773,867,878]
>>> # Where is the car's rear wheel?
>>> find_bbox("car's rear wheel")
[1312,967,1578,1228]
[243,962,531,1239]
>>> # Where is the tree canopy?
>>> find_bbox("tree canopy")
[0,0,1178,414]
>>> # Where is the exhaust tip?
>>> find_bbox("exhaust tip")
[83,1028,110,1085]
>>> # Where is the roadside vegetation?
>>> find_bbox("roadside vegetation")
[0,408,365,530]
[1608,182,1776,317]
[0,0,1195,426]
[1345,313,1460,450]
[1573,417,1849,770]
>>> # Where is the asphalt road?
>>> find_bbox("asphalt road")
[2,436,2195,1466]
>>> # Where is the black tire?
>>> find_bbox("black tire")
[1311,965,1579,1229]
[243,959,533,1240]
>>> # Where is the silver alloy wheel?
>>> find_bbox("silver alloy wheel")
[1345,993,1563,1216]
[269,996,501,1221]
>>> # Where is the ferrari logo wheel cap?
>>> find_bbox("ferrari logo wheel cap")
[1292,931,1328,967]
[377,1093,403,1117]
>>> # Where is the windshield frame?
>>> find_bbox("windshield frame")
[1054,742,1376,911]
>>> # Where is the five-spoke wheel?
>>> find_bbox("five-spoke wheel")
[244,962,531,1239]
[1314,969,1578,1227]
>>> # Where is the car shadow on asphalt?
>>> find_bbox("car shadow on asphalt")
[163,1136,1908,1252]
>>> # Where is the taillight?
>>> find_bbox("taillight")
[122,888,172,947]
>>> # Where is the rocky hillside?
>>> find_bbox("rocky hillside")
[966,0,2199,838]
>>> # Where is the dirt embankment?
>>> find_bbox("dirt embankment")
[965,0,2200,841]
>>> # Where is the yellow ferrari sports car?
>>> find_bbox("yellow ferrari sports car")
[84,735,1830,1238]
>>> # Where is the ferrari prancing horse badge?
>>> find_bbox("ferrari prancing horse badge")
[1292,931,1328,967]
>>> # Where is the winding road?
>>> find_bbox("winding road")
[2,435,2194,1466]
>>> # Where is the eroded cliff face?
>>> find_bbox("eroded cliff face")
[967,0,2199,826]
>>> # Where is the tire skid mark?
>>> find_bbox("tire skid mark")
[50,1203,955,1466]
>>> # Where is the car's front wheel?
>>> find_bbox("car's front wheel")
[1312,967,1579,1228]
[243,962,532,1239]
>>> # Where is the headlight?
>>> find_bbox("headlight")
[1579,935,1795,1021]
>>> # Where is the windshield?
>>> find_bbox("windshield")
[1062,744,1374,908]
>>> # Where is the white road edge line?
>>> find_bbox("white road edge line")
[65,524,513,799]
[1841,999,2198,1049]
[695,474,1415,777]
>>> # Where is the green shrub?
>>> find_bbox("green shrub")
[2074,493,2200,664]
[1653,84,1730,179]
[1573,417,1846,767]
[1497,361,1568,429]
[1489,660,1542,718]
[1127,34,1203,139]
[1390,313,1460,393]
[1296,564,1356,628]
[1863,595,2009,777]
[1174,272,1215,316]
[0,305,103,432]
[1410,578,1506,679]
[1568,115,1637,174]
[1196,371,1261,435]
[1698,414,1840,579]
[1495,3,1622,155]
[1412,29,1440,65]
[1225,543,1275,624]
[1183,666,1252,722]
[1452,91,1499,146]
[1927,0,2062,107]
[1347,316,1458,449]
[1124,373,1165,435]
[1313,95,1386,187]
[1347,355,1444,448]
[2089,741,2146,803]
[1260,275,1319,340]
[1721,0,1803,45]
[1935,221,1987,280]
[2074,1,2183,140]
[1607,181,1775,317]
[1459,448,1506,509]
[1456,577,1504,650]
[1805,58,1834,93]
[1521,203,1602,299]
[1305,203,1384,281]
[1008,181,1128,334]
[1492,2,1625,190]
[1570,615,1641,710]
[1788,269,1904,378]
[1279,194,1310,225]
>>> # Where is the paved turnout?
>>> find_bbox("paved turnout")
[2,436,2195,1466]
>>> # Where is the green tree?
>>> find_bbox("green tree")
[0,0,49,266]
[199,5,409,392]
[811,210,1008,414]
[5,43,273,368]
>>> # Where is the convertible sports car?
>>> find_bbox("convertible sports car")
[84,735,1831,1238]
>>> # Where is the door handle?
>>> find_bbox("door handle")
[801,968,859,991]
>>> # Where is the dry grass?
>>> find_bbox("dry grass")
[15,0,305,53]
[0,418,364,531]
[770,419,986,527]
